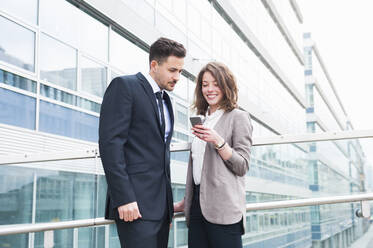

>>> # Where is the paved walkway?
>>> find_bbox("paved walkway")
[350,225,373,248]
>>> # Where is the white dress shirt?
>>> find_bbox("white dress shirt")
[143,72,171,142]
[192,109,224,185]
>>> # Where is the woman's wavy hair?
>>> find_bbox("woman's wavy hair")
[192,62,238,115]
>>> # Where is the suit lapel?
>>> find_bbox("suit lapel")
[136,73,163,135]
[164,92,174,144]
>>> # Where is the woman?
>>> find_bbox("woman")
[174,62,253,248]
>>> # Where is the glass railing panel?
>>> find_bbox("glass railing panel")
[0,136,372,247]
[0,233,28,248]
[0,158,100,227]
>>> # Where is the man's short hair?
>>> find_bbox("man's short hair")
[149,37,186,65]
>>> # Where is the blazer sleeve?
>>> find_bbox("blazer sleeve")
[223,111,253,176]
[99,77,136,209]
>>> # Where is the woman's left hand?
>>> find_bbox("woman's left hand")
[192,125,223,146]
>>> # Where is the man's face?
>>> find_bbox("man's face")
[151,56,184,91]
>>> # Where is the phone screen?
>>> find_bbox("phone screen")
[190,117,203,127]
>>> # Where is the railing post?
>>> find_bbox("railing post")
[355,201,371,218]
[44,230,54,248]
[73,228,78,248]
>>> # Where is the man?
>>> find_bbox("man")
[99,37,186,248]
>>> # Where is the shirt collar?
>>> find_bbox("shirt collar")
[205,108,224,121]
[143,72,162,94]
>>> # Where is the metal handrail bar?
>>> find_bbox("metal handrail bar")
[1,192,372,236]
[253,129,373,146]
[244,192,373,211]
[1,129,373,166]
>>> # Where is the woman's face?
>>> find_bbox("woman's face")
[201,71,223,109]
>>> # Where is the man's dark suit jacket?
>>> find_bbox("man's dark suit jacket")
[99,72,174,222]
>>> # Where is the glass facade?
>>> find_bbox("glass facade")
[304,33,369,247]
[0,0,370,248]
[0,15,35,72]
[40,33,78,91]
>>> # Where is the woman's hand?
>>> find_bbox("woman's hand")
[192,125,224,146]
[173,199,185,213]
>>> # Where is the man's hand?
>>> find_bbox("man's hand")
[173,199,185,213]
[118,202,142,222]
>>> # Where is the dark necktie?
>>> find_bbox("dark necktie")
[155,91,165,135]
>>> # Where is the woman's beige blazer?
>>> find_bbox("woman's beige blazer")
[184,108,253,231]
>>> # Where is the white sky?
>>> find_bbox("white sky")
[298,0,373,166]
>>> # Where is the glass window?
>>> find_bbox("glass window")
[0,88,36,129]
[97,175,107,218]
[40,84,77,106]
[110,31,148,74]
[40,34,77,90]
[40,84,101,113]
[77,97,101,114]
[176,221,187,246]
[172,75,188,100]
[34,225,73,247]
[109,224,121,248]
[40,0,108,62]
[175,103,188,129]
[0,0,38,25]
[188,80,196,104]
[0,69,36,93]
[155,12,187,46]
[39,100,99,142]
[0,15,35,72]
[171,150,189,163]
[0,166,34,225]
[80,56,107,97]
[110,70,121,80]
[35,169,96,222]
[79,13,108,62]
[39,0,79,47]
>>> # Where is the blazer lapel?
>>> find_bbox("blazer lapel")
[136,73,163,135]
[164,92,174,145]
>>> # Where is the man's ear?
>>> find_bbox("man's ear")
[150,60,158,72]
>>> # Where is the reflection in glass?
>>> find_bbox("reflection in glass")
[81,56,107,97]
[0,69,36,93]
[35,170,96,223]
[40,34,77,90]
[77,97,101,113]
[109,224,121,248]
[171,150,189,163]
[40,84,101,113]
[97,173,107,218]
[0,166,34,225]
[0,16,35,72]
[0,88,36,129]
[0,0,38,24]
[34,229,73,248]
[0,166,34,247]
[0,234,28,248]
[176,221,187,246]
[175,103,188,129]
[39,100,99,142]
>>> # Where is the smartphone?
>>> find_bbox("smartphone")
[190,116,203,127]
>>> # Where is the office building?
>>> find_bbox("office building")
[0,0,369,247]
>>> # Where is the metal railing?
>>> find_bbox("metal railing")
[1,129,373,237]
[0,193,371,236]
